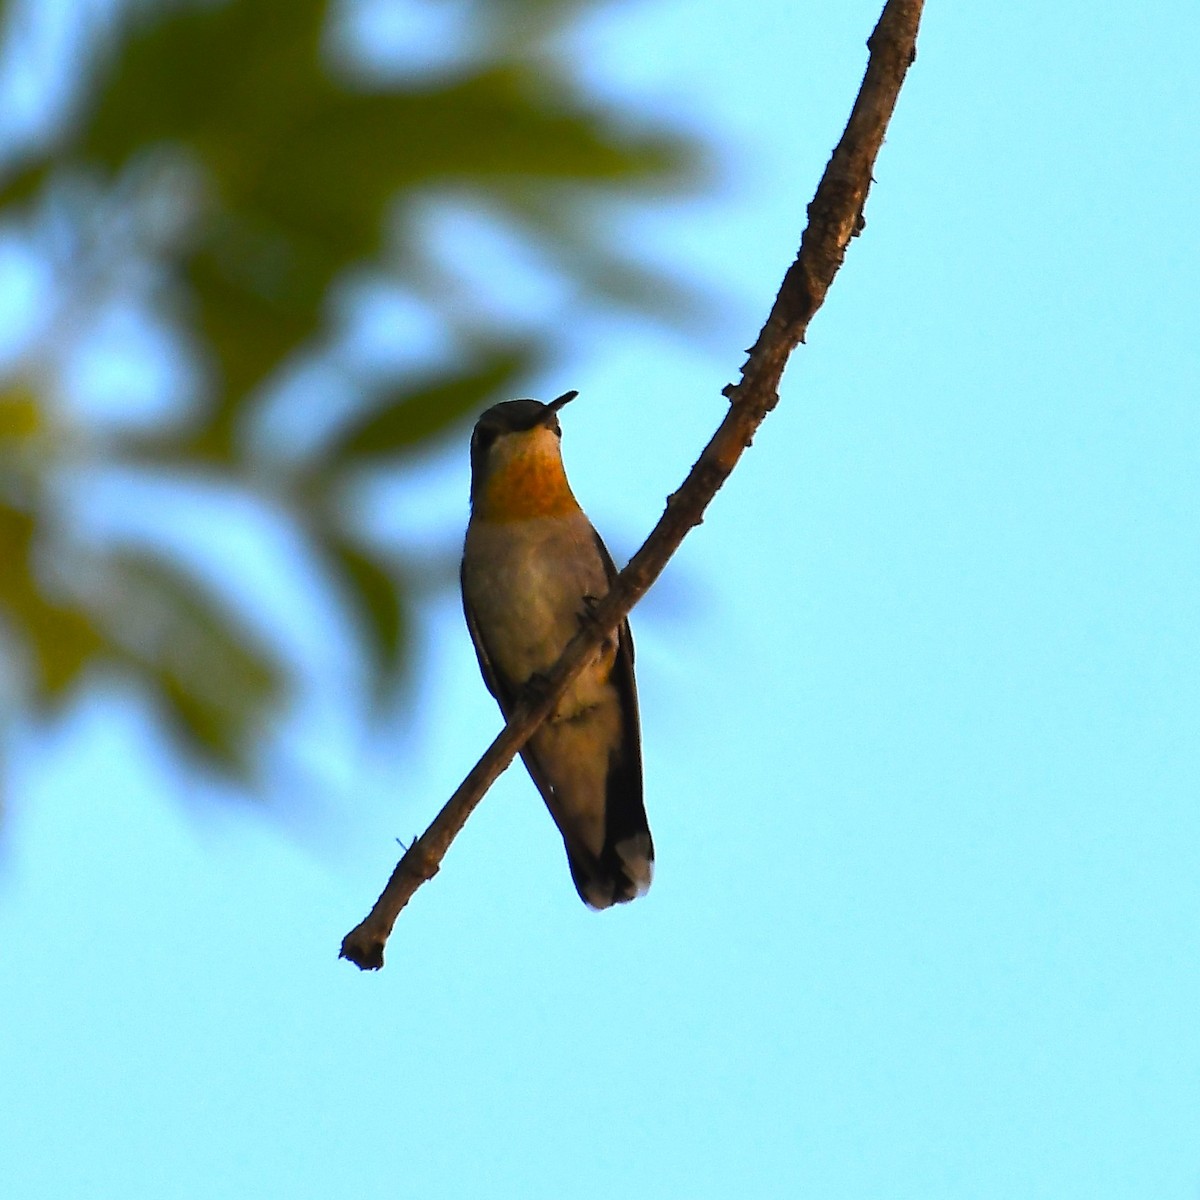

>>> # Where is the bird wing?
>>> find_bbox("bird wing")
[591,529,637,700]
[590,530,646,845]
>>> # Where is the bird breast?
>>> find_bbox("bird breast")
[464,513,616,715]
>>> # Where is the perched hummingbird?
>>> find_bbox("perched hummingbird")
[460,391,653,908]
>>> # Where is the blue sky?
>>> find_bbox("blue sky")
[2,1,1200,1197]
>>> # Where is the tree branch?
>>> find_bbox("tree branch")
[340,0,925,970]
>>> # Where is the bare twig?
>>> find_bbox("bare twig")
[341,0,925,970]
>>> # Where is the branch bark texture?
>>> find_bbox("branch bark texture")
[341,0,925,970]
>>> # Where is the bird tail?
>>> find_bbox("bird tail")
[566,830,654,909]
[565,751,654,909]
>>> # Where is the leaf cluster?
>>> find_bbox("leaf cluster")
[0,0,698,785]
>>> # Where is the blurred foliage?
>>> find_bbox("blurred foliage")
[0,0,698,787]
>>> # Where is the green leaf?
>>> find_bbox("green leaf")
[184,234,333,449]
[325,346,536,463]
[102,551,286,775]
[0,389,44,443]
[319,531,408,707]
[79,0,330,166]
[0,502,105,705]
[0,156,54,208]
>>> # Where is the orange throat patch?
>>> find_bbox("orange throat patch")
[478,441,580,522]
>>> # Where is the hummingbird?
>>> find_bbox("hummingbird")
[460,391,653,908]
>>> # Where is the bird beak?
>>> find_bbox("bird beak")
[546,390,578,417]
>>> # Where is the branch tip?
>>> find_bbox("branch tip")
[339,930,386,971]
